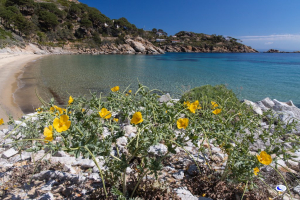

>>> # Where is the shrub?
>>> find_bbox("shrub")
[3,84,299,198]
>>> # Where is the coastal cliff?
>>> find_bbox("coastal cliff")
[0,37,165,55]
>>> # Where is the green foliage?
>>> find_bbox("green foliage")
[181,85,239,104]
[38,10,58,30]
[0,27,13,39]
[5,84,299,197]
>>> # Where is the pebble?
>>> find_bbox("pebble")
[293,185,300,195]
[73,158,95,168]
[172,170,185,180]
[37,192,54,200]
[51,157,76,165]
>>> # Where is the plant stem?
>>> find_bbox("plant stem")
[241,181,248,200]
[270,165,293,200]
[84,146,108,197]
[130,169,150,198]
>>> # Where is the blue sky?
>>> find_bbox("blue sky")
[80,0,300,51]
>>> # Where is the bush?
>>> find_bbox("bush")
[3,84,299,198]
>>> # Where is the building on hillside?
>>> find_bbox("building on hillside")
[104,23,108,27]
[172,40,180,43]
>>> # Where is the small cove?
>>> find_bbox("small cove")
[15,53,300,113]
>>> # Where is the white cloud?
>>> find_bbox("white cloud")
[264,42,273,45]
[239,34,300,41]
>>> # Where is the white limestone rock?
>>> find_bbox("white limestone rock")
[148,144,168,155]
[243,99,263,115]
[51,157,76,165]
[2,148,18,159]
[158,93,172,103]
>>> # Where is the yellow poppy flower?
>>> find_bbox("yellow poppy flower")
[212,109,222,115]
[113,118,119,122]
[50,105,64,114]
[125,94,128,96]
[257,151,272,165]
[53,115,71,133]
[177,118,189,129]
[0,118,4,125]
[128,90,132,93]
[131,112,143,125]
[99,108,112,119]
[211,101,219,109]
[68,96,74,105]
[165,110,167,113]
[184,101,191,106]
[82,108,85,112]
[44,125,53,142]
[253,167,259,176]
[186,100,201,113]
[111,86,119,92]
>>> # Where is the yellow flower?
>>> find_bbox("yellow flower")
[165,110,167,113]
[212,108,222,115]
[257,151,272,165]
[0,118,4,125]
[68,96,74,105]
[53,115,71,133]
[82,108,85,112]
[111,86,119,92]
[131,112,143,125]
[128,90,132,93]
[50,105,64,114]
[211,101,219,109]
[184,101,191,106]
[187,100,201,113]
[69,111,72,114]
[99,108,112,119]
[253,167,259,176]
[125,94,128,96]
[177,118,189,129]
[44,125,53,142]
[113,118,119,122]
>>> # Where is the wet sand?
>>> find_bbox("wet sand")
[0,53,44,125]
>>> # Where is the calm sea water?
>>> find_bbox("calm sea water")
[16,53,300,113]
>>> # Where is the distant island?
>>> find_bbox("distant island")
[0,0,257,54]
[264,49,300,53]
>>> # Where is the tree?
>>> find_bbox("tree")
[38,10,58,30]
[152,28,157,33]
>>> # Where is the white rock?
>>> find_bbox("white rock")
[174,187,199,200]
[102,127,111,137]
[88,173,100,181]
[40,180,57,191]
[158,93,172,103]
[124,125,137,136]
[117,136,127,146]
[172,170,184,180]
[148,144,168,155]
[63,164,77,174]
[50,156,72,165]
[14,120,27,127]
[73,159,95,168]
[128,132,136,138]
[126,167,133,174]
[261,97,275,108]
[293,185,300,195]
[32,170,86,184]
[2,148,18,158]
[243,99,263,115]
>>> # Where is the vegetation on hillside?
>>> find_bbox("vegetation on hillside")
[0,0,253,50]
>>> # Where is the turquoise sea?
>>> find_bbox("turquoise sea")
[16,53,300,113]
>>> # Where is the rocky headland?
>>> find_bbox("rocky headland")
[0,37,165,55]
[160,44,258,53]
[0,97,300,199]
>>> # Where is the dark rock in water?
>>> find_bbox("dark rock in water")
[265,49,280,53]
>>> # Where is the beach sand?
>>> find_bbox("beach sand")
[0,53,44,125]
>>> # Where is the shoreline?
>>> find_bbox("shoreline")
[0,53,45,125]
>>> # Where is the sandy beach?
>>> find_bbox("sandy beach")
[0,53,44,125]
